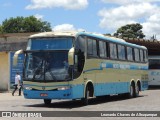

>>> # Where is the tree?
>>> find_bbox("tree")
[114,23,145,39]
[104,33,111,36]
[0,25,2,33]
[2,16,52,33]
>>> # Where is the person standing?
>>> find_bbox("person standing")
[12,72,22,96]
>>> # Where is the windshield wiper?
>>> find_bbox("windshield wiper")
[32,60,44,80]
[44,54,57,81]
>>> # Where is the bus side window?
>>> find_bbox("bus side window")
[140,49,144,62]
[76,36,85,52]
[127,47,133,61]
[118,44,126,60]
[109,43,118,59]
[144,50,148,62]
[134,48,140,62]
[99,41,107,58]
[87,38,98,57]
[106,42,109,58]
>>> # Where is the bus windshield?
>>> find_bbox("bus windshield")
[27,37,73,50]
[149,59,160,69]
[24,51,71,81]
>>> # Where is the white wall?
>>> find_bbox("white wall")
[0,52,9,91]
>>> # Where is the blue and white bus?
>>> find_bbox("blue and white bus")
[14,31,148,105]
[148,56,160,86]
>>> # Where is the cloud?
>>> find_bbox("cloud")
[101,0,160,5]
[53,24,75,31]
[26,0,88,10]
[2,3,12,7]
[98,2,160,39]
[52,24,85,32]
[142,13,160,39]
[34,14,44,20]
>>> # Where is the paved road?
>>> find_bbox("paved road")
[0,89,160,120]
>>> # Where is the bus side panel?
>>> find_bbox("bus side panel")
[141,81,148,91]
[71,84,84,99]
[149,70,160,86]
[116,82,130,94]
[94,82,130,96]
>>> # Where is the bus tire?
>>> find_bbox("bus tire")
[82,86,89,105]
[129,83,135,98]
[44,99,51,105]
[135,84,140,97]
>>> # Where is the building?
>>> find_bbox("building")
[0,33,37,91]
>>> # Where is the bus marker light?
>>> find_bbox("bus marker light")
[40,93,48,97]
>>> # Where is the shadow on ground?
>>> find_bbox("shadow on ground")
[24,94,145,109]
[148,86,160,90]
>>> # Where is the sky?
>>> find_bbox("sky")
[0,0,160,39]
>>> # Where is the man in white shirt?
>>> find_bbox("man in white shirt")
[12,72,22,96]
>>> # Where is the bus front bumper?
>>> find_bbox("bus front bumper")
[23,89,73,99]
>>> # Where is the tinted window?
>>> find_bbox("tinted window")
[30,37,72,50]
[127,47,133,61]
[99,41,107,58]
[118,45,126,60]
[149,59,160,69]
[134,48,140,62]
[76,36,85,52]
[87,38,97,57]
[140,49,144,62]
[110,43,117,59]
[144,50,148,62]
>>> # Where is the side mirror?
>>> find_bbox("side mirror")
[68,47,75,65]
[13,49,23,66]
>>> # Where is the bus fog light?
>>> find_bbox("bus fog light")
[24,86,32,90]
[58,86,70,90]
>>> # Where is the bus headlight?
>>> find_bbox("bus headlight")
[24,86,32,90]
[57,86,71,90]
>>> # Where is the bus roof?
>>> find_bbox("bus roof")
[78,32,147,49]
[29,31,147,50]
[29,31,78,38]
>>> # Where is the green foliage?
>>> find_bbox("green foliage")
[114,23,145,39]
[2,16,52,33]
[0,25,2,33]
[104,33,111,36]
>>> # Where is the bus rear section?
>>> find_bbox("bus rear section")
[148,56,160,86]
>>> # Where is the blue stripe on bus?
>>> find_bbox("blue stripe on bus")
[83,68,102,73]
[23,89,73,99]
[23,84,84,99]
[94,82,130,96]
[84,62,148,73]
[23,81,148,99]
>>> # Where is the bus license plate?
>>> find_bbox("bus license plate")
[40,93,48,97]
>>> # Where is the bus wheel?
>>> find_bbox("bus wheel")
[44,99,51,105]
[82,86,89,105]
[135,84,140,97]
[129,83,135,98]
